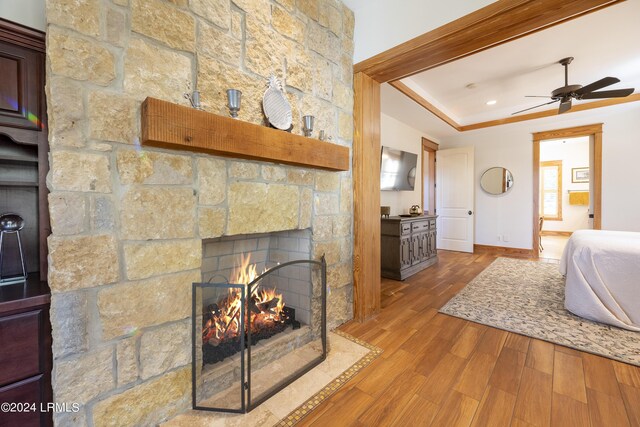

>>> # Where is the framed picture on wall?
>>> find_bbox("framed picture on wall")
[572,167,589,183]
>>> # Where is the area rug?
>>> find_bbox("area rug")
[440,257,640,366]
[162,331,382,427]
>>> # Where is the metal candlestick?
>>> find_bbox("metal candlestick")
[227,89,242,118]
[184,89,202,110]
[302,115,315,137]
[192,90,201,109]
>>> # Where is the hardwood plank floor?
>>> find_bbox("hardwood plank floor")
[300,250,640,427]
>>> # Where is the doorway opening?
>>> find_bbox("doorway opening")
[533,124,602,258]
[421,137,438,215]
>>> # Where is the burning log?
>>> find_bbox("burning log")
[249,300,262,314]
[256,297,280,314]
[201,254,296,363]
[221,312,239,338]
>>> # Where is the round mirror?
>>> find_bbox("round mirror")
[407,167,416,188]
[480,167,514,195]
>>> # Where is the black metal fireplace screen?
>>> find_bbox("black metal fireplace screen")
[191,256,327,413]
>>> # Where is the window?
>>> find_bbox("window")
[540,160,562,220]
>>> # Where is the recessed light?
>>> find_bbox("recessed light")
[486,100,497,106]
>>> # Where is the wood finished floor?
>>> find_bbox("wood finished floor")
[299,250,640,427]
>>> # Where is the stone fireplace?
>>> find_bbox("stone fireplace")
[45,0,355,425]
[194,231,327,412]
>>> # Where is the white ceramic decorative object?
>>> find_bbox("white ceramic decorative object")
[262,75,292,130]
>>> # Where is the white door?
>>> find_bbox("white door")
[436,147,474,252]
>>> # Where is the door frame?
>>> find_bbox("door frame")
[421,137,439,215]
[532,124,603,257]
[352,0,620,321]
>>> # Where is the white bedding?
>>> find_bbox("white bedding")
[560,229,640,331]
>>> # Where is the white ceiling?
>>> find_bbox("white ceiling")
[380,83,457,139]
[342,0,493,62]
[395,0,640,126]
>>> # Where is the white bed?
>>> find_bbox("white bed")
[560,229,640,331]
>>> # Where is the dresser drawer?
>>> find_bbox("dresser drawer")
[0,310,42,386]
[0,375,43,427]
[412,220,429,232]
[429,219,436,228]
[401,223,411,235]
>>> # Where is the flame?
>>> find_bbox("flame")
[202,254,287,345]
[231,254,260,285]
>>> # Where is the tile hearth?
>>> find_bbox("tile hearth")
[164,331,379,426]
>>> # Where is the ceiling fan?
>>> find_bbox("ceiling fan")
[512,57,635,115]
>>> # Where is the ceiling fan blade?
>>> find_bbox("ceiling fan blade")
[579,88,635,99]
[575,77,620,95]
[525,95,553,98]
[511,100,558,115]
[558,98,572,114]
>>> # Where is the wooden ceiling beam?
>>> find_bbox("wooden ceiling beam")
[354,0,624,83]
[458,93,640,131]
[389,81,461,131]
[389,82,640,132]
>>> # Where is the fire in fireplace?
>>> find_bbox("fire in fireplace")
[201,254,300,364]
[192,245,326,414]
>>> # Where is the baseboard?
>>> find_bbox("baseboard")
[474,244,534,257]
[540,231,573,237]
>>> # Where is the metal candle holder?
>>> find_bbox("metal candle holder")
[302,115,314,137]
[227,89,242,118]
[192,90,201,109]
[184,89,202,110]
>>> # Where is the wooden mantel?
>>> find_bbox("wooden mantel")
[141,97,349,171]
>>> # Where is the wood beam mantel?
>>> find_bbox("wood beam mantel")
[141,97,350,171]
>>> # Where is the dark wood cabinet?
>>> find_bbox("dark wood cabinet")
[0,39,44,132]
[0,310,43,385]
[0,18,50,279]
[0,19,52,427]
[381,215,438,280]
[0,286,52,427]
[0,375,45,427]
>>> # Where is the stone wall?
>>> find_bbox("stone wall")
[44,0,354,425]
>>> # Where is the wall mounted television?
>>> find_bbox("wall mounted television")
[380,146,418,191]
